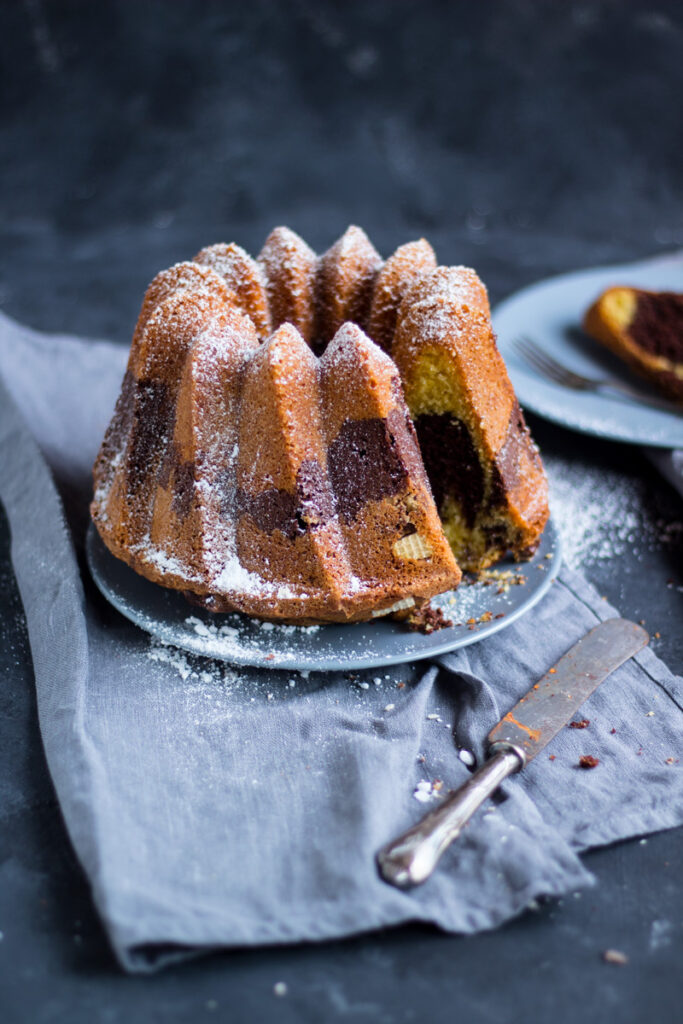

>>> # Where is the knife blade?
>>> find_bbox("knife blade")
[377,618,648,889]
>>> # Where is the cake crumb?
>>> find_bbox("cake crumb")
[568,719,590,729]
[579,755,599,769]
[406,603,453,634]
[603,949,628,966]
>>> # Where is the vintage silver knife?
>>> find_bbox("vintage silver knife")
[377,618,648,889]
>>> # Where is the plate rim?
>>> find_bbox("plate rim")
[86,519,562,672]
[492,251,683,448]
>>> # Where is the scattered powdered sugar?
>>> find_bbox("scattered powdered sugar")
[146,638,245,720]
[544,455,680,570]
[413,779,443,803]
[254,620,320,636]
[187,615,319,640]
[185,615,240,643]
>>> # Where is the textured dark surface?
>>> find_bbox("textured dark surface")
[0,1,681,1020]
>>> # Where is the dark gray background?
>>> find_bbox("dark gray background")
[0,1,681,1020]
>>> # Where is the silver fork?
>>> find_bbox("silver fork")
[513,335,681,415]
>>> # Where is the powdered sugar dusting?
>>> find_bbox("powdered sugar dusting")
[413,779,443,803]
[545,455,680,570]
[417,265,488,307]
[195,243,266,287]
[322,320,396,377]
[135,539,202,582]
[258,227,318,301]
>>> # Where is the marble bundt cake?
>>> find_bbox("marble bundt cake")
[92,226,548,621]
[583,287,683,403]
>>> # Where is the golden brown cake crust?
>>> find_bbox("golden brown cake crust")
[583,287,683,403]
[131,263,232,354]
[194,242,272,341]
[368,239,437,352]
[258,227,318,344]
[316,226,382,347]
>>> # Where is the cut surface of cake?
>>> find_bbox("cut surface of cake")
[92,225,549,622]
[392,285,548,571]
[583,287,683,403]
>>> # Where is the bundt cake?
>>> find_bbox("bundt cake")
[91,226,549,623]
[583,287,683,403]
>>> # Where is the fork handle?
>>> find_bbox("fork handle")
[597,381,682,414]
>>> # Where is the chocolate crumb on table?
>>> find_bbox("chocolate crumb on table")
[579,755,600,769]
[569,718,590,729]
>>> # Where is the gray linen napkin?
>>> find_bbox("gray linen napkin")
[0,310,681,972]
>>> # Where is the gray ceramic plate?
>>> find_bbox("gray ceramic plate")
[86,520,561,671]
[492,250,683,447]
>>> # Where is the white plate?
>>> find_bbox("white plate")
[86,520,562,671]
[493,251,683,447]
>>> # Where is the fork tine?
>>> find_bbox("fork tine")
[513,337,568,383]
[517,335,574,376]
[512,335,680,410]
[516,336,584,380]
[515,336,588,388]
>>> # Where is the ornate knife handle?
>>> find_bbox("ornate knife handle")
[377,743,525,889]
